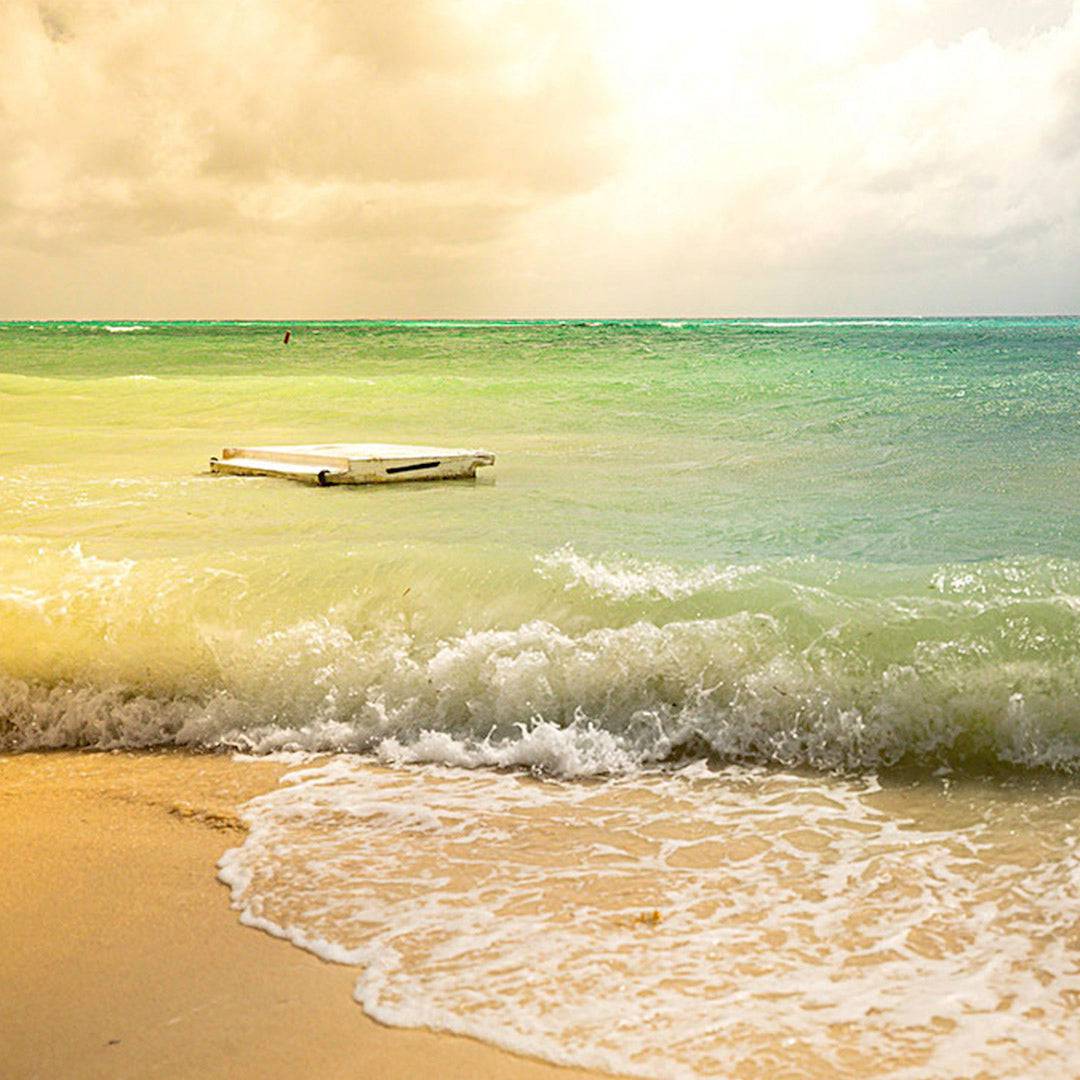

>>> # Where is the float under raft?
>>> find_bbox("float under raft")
[209,443,496,485]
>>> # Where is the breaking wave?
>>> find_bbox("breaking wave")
[536,545,763,601]
[4,544,1080,774]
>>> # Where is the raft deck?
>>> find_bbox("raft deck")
[210,443,495,485]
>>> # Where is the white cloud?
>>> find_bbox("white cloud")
[1,0,1078,315]
[504,0,1080,314]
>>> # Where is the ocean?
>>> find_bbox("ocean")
[4,318,1080,1076]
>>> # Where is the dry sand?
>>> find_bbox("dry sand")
[0,751,606,1080]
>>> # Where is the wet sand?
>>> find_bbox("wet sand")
[0,751,605,1080]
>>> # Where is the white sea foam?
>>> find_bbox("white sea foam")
[102,324,149,333]
[536,544,762,601]
[0,586,48,612]
[376,719,642,777]
[735,319,915,327]
[5,602,1080,773]
[218,759,1080,1078]
[4,544,1080,773]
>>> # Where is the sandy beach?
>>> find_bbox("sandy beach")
[0,751,604,1080]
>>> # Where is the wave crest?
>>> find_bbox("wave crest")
[5,542,1080,772]
[5,602,1080,773]
[536,545,762,601]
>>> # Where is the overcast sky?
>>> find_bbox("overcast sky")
[2,0,1079,317]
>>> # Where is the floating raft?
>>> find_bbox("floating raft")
[210,443,495,485]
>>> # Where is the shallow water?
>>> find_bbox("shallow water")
[4,319,1080,1075]
[4,318,1080,771]
[219,759,1080,1080]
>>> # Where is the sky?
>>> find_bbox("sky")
[1,0,1079,318]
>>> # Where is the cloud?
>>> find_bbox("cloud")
[0,1,616,250]
[499,0,1080,315]
[1,0,1078,316]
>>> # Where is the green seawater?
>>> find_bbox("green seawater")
[8,319,1080,1078]
[3,318,1080,768]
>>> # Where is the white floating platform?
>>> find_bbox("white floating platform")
[210,443,495,485]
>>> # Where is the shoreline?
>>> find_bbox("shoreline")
[0,750,607,1080]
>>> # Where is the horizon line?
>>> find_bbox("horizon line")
[2,314,1079,324]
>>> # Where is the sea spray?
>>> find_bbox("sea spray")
[5,545,1080,772]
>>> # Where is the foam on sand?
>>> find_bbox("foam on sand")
[219,758,1080,1079]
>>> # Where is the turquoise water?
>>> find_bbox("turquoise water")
[3,318,1080,769]
[7,317,1079,562]
[7,318,1080,1077]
